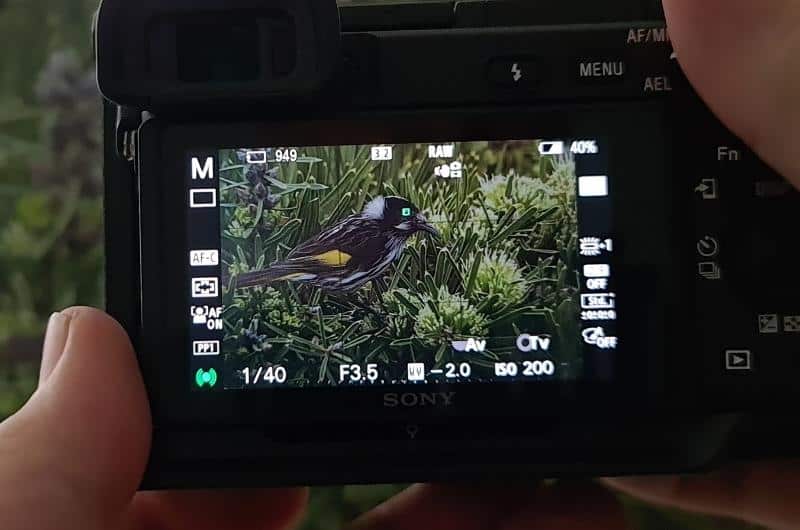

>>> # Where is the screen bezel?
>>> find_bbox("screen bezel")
[138,104,684,428]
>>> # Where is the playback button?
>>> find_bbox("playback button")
[725,349,753,372]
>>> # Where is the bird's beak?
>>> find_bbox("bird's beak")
[416,214,439,238]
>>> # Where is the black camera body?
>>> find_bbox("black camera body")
[97,0,800,489]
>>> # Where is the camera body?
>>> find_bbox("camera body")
[98,0,800,489]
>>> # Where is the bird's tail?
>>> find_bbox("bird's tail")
[234,262,316,289]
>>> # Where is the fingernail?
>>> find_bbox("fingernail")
[39,312,72,385]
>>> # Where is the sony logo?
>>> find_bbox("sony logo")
[383,392,456,408]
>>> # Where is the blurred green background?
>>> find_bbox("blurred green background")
[0,1,761,528]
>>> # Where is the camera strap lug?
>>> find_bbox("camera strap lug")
[115,104,142,163]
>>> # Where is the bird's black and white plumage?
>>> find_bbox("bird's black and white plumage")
[235,196,438,292]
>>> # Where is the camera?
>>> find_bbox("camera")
[96,0,800,489]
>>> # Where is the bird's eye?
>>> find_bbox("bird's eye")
[401,207,413,218]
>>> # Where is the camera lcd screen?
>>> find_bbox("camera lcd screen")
[186,139,617,390]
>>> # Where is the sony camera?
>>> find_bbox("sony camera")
[96,0,800,489]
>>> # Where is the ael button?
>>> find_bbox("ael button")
[488,58,538,88]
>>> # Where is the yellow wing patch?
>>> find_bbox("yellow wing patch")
[314,249,352,267]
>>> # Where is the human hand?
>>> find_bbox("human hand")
[350,482,628,530]
[605,1,800,529]
[351,469,798,530]
[0,307,307,530]
[665,0,800,186]
[353,1,800,529]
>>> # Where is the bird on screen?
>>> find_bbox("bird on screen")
[234,196,438,292]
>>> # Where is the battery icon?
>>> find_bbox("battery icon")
[538,141,564,156]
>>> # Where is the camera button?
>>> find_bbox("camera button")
[487,58,538,88]
[725,349,753,372]
[696,236,720,259]
[574,57,627,85]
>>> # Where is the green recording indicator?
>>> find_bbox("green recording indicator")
[195,368,218,388]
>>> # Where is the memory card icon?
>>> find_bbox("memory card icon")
[246,150,268,164]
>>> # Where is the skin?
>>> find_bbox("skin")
[0,308,307,530]
[1,1,798,529]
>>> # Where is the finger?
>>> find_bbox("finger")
[0,307,151,530]
[605,461,800,530]
[663,0,800,185]
[125,488,308,530]
[349,483,532,530]
[349,481,625,530]
[500,481,627,530]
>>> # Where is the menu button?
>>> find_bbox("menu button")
[576,58,626,83]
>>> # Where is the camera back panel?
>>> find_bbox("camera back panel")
[100,0,800,488]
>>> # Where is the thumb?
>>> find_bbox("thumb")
[0,307,151,530]
[663,0,800,185]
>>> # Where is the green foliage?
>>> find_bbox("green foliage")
[221,142,581,384]
[0,0,104,382]
[300,484,407,530]
[0,50,103,349]
[472,251,527,310]
[415,286,489,347]
[0,362,37,419]
[0,0,98,102]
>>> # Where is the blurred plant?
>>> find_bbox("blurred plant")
[0,362,37,419]
[32,50,102,194]
[0,50,102,357]
[300,484,407,530]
